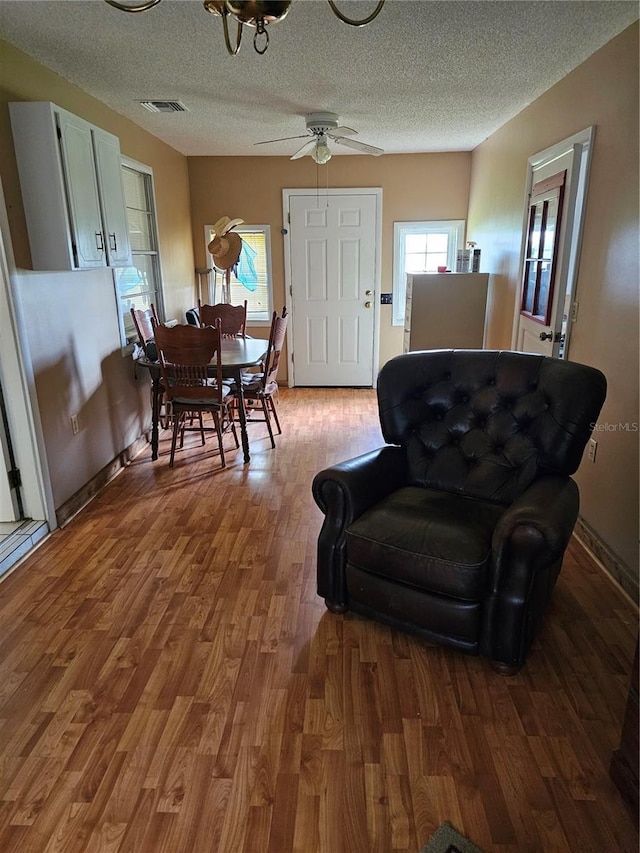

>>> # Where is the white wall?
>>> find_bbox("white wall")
[14,266,152,510]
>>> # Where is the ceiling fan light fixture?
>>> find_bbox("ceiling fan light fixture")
[312,137,332,165]
[258,112,384,161]
[105,0,385,55]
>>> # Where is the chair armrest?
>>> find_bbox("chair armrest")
[313,445,408,519]
[483,475,579,668]
[491,475,579,578]
[312,446,408,607]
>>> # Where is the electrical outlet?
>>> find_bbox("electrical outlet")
[71,414,79,435]
[587,437,597,463]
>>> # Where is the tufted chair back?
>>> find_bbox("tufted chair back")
[377,350,607,506]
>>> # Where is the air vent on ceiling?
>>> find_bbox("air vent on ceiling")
[138,100,188,113]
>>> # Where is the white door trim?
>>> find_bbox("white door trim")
[511,126,595,357]
[0,179,56,529]
[282,187,382,388]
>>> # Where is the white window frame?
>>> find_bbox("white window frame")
[392,220,465,326]
[203,224,273,326]
[115,156,165,352]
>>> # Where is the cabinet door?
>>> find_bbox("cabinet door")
[92,129,131,267]
[57,112,106,269]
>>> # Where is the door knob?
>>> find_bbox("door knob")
[365,290,373,296]
[364,301,372,309]
[539,331,553,341]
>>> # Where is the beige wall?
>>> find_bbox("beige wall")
[0,40,195,509]
[0,25,637,583]
[188,152,472,371]
[467,23,639,578]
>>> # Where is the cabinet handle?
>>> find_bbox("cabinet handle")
[95,231,104,252]
[109,233,117,252]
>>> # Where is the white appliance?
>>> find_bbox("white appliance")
[404,272,490,352]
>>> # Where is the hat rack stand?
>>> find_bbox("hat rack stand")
[195,266,232,304]
[220,268,232,303]
[206,217,244,304]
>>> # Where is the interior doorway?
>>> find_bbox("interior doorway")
[0,178,53,575]
[513,127,595,358]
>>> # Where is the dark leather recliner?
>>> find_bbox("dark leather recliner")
[312,349,607,674]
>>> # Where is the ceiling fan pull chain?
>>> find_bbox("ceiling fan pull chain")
[326,0,385,27]
[254,19,269,55]
[324,158,329,207]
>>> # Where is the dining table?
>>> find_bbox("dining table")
[136,336,268,464]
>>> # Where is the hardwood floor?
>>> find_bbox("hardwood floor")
[0,388,637,852]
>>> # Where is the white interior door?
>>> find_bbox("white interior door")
[514,128,594,358]
[284,190,381,387]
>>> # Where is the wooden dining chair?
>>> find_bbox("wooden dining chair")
[198,299,247,338]
[130,303,159,358]
[152,320,239,468]
[131,303,174,427]
[237,306,288,449]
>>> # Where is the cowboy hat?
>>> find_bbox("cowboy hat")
[211,216,244,237]
[208,231,242,271]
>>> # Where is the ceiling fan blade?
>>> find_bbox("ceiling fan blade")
[254,134,310,146]
[334,137,384,156]
[291,138,318,160]
[327,126,357,138]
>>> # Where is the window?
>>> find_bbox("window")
[114,159,164,348]
[520,171,565,325]
[204,224,273,325]
[392,220,465,326]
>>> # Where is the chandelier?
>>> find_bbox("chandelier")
[104,0,386,55]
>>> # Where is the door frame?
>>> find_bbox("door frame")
[282,187,382,388]
[0,179,55,530]
[511,126,595,357]
[0,377,22,520]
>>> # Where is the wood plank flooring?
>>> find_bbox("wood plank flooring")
[0,388,637,852]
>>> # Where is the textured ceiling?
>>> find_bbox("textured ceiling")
[0,0,637,158]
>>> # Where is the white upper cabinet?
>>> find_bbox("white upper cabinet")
[91,127,132,267]
[56,110,105,268]
[9,101,131,271]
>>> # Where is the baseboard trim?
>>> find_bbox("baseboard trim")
[56,433,150,528]
[573,516,638,605]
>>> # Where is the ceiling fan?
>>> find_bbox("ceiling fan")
[254,112,384,163]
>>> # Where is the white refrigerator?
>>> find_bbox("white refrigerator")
[404,272,490,352]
